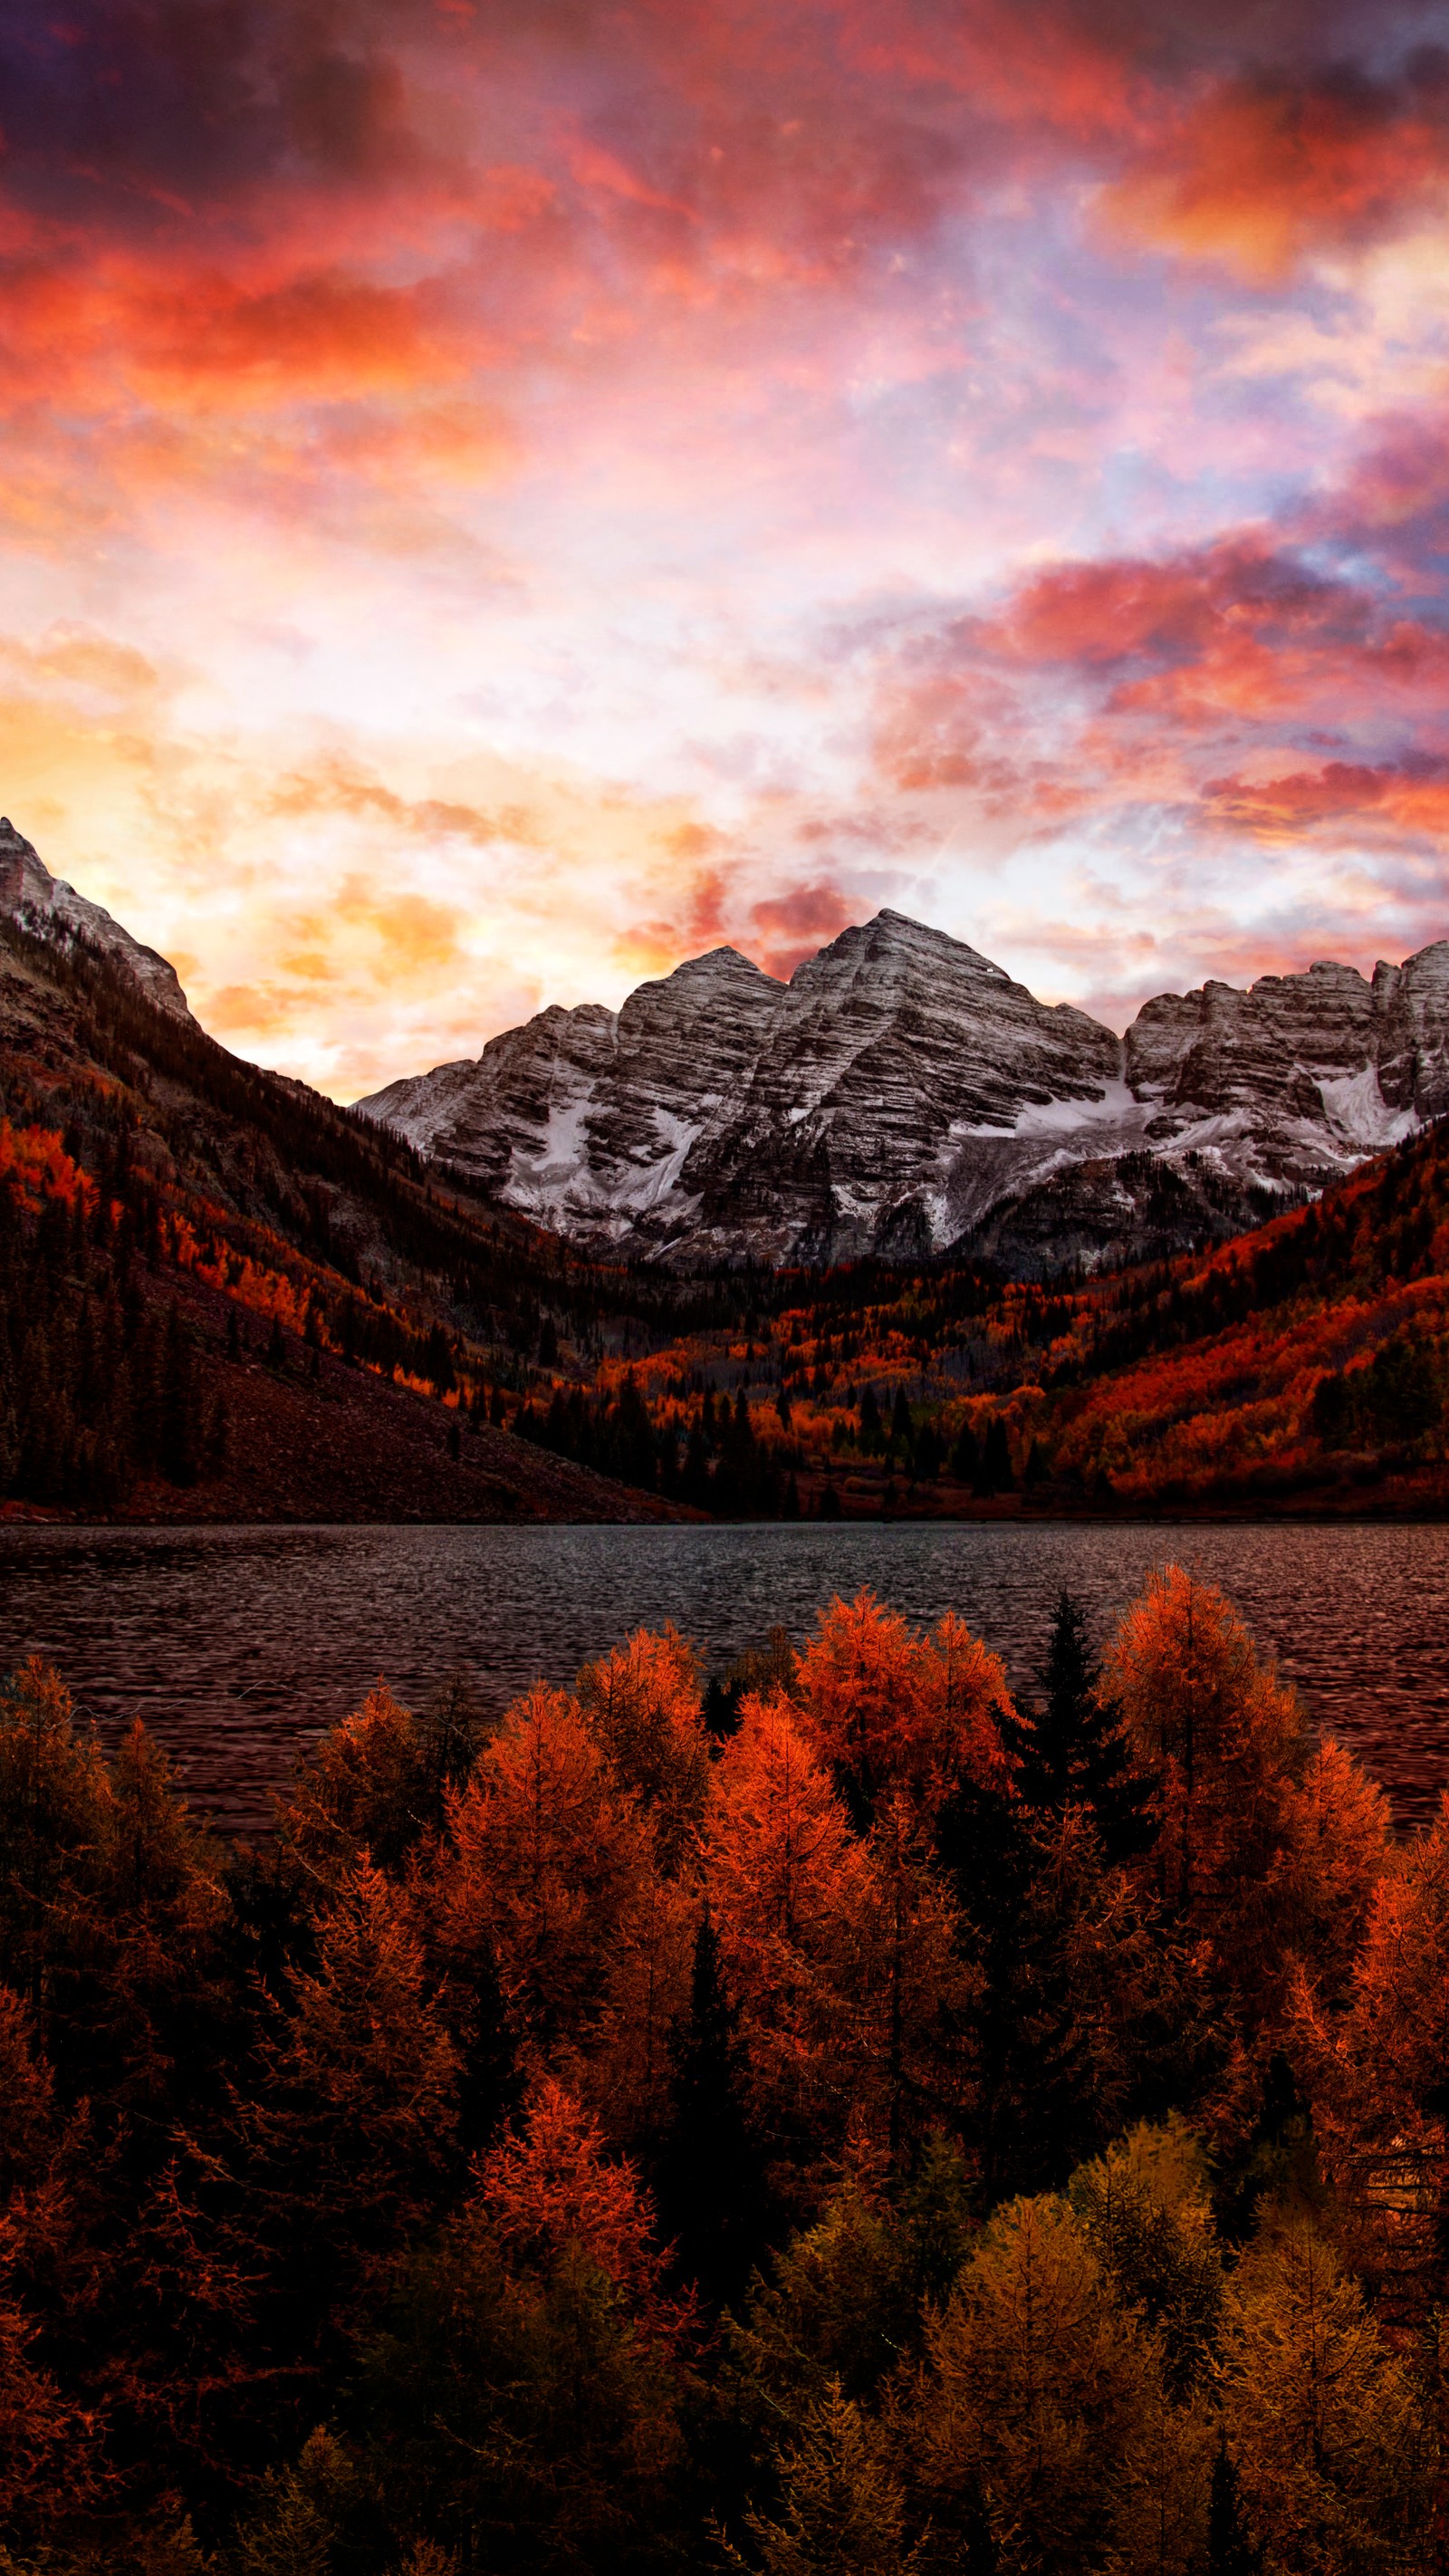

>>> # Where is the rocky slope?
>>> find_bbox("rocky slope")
[0,889,697,1524]
[359,910,1449,1272]
[0,814,194,1020]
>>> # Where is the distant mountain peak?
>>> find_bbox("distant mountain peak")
[648,943,787,996]
[0,817,194,1022]
[355,910,1449,1273]
[859,907,1009,976]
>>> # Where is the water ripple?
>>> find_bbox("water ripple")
[2,1522,1446,1837]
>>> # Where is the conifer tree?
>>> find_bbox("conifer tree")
[936,1767,1093,2196]
[159,1301,201,1485]
[654,1915,770,2310]
[950,1423,979,1485]
[739,2379,921,2575]
[0,1371,16,1497]
[1008,1593,1156,1862]
[981,1415,1012,1494]
[1206,2434,1261,2576]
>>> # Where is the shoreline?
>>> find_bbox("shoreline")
[5,1499,1449,1531]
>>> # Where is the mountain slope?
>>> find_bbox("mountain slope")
[521,1113,1449,1523]
[0,905,696,1523]
[0,814,194,1021]
[358,908,1449,1273]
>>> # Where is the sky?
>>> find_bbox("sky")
[4,0,1449,1096]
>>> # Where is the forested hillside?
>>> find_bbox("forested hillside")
[0,1575,1440,2571]
[6,901,1449,1523]
[514,1117,1449,1520]
[0,912,702,1520]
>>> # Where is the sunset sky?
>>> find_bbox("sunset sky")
[4,0,1449,1095]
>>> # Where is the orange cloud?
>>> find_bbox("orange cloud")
[749,879,859,979]
[1103,55,1449,279]
[128,270,460,410]
[1200,756,1449,839]
[263,762,538,851]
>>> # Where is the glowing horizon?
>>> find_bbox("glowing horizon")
[4,0,1449,1097]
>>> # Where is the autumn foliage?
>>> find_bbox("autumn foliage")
[0,1578,1445,2571]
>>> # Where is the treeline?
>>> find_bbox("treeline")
[0,1575,1442,2571]
[0,1133,227,1506]
[566,1112,1449,1517]
[513,1373,1019,1516]
[515,1376,791,1517]
[1070,1116,1449,1383]
[0,1117,469,1509]
[0,912,829,1382]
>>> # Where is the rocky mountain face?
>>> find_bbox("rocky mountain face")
[0,815,193,1021]
[6,806,1440,1276]
[357,908,1449,1273]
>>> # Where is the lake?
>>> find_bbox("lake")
[1,1520,1446,1836]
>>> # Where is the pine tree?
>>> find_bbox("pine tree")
[1206,2433,1262,2575]
[1007,1594,1156,1862]
[0,1367,17,1497]
[265,1312,287,1372]
[159,1301,201,1485]
[914,1422,944,1481]
[936,1768,1093,2196]
[654,1915,770,2310]
[981,1416,1012,1494]
[741,2379,921,2575]
[950,1423,980,1485]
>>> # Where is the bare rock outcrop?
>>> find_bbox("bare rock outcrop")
[0,817,194,1022]
[358,910,1449,1273]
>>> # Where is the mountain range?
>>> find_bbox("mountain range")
[6,812,1449,1533]
[8,811,1449,1276]
[357,907,1449,1273]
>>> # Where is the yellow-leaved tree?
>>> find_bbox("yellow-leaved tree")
[1219,2216,1435,2573]
[902,2188,1210,2573]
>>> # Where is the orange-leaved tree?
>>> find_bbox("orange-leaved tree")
[1106,1568,1310,2020]
[705,1687,872,2180]
[439,1683,657,2065]
[276,1682,434,1884]
[342,2076,687,2567]
[849,1793,970,2167]
[1283,1797,1449,2311]
[0,1982,100,2541]
[232,1859,460,2350]
[475,2075,676,2327]
[574,1625,711,1869]
[792,1593,1014,1821]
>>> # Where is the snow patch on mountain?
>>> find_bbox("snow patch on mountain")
[351,909,1449,1273]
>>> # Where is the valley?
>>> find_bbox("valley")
[5,816,1449,1526]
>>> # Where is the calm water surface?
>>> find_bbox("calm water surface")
[1,1521,1446,1835]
